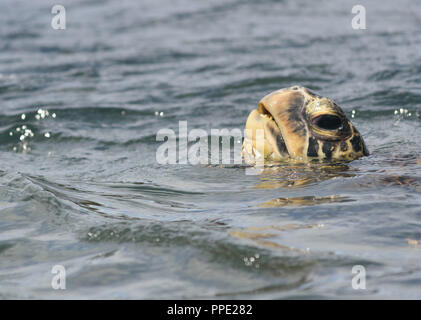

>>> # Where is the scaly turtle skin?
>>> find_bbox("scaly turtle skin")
[242,86,369,163]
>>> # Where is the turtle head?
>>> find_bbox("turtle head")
[242,86,369,163]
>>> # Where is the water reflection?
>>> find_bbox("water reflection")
[254,162,355,190]
[228,223,324,253]
[259,195,353,208]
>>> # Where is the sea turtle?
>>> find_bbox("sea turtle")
[242,86,369,164]
[236,88,421,250]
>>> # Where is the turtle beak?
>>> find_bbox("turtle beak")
[242,108,289,162]
[242,88,310,162]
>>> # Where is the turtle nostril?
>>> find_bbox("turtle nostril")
[311,114,342,130]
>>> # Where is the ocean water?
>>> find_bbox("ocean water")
[1,0,421,299]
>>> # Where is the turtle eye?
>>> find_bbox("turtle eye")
[311,114,342,130]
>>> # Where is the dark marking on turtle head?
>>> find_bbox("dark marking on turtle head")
[302,87,321,98]
[322,141,335,160]
[349,135,362,152]
[287,93,306,135]
[307,137,319,157]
